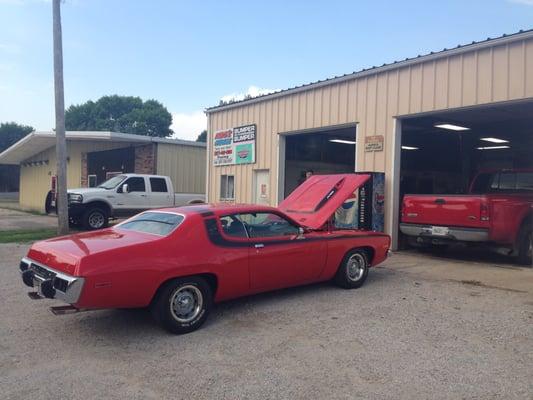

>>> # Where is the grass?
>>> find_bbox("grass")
[0,228,58,243]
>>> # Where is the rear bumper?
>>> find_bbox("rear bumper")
[19,257,85,304]
[400,223,489,242]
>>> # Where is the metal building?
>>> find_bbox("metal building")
[0,131,206,212]
[205,29,533,249]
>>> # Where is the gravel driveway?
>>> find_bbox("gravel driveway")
[0,243,531,400]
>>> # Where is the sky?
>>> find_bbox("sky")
[0,0,532,141]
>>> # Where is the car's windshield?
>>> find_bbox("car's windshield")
[117,212,184,236]
[98,175,126,189]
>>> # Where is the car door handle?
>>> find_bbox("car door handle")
[435,198,446,205]
[140,194,147,197]
[254,243,264,249]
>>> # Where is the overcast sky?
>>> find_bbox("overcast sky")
[0,0,532,141]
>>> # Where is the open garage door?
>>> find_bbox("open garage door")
[401,101,533,196]
[281,125,357,198]
[398,100,533,264]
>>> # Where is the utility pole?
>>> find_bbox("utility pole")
[53,0,69,235]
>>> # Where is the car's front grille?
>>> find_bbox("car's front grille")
[31,263,56,281]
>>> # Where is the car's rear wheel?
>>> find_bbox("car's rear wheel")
[334,249,369,289]
[82,207,108,230]
[151,277,212,334]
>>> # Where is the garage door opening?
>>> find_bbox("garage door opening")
[397,100,533,262]
[281,125,357,197]
[87,147,134,187]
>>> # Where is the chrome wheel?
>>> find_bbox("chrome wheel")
[88,211,105,229]
[170,285,203,323]
[346,253,366,282]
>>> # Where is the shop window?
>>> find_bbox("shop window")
[220,175,235,200]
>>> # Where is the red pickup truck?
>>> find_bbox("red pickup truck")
[400,169,533,264]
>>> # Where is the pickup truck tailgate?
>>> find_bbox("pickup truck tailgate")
[402,195,489,229]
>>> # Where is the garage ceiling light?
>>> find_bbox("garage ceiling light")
[434,123,470,131]
[401,146,419,150]
[476,146,510,150]
[329,139,356,145]
[480,137,509,144]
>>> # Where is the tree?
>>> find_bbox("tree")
[196,130,207,142]
[0,122,33,152]
[66,95,173,137]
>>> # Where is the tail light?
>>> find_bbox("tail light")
[480,202,490,221]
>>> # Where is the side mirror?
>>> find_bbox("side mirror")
[121,183,129,193]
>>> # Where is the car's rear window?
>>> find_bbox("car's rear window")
[118,212,184,236]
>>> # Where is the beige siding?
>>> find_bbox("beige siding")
[19,141,129,212]
[156,143,206,194]
[207,36,533,237]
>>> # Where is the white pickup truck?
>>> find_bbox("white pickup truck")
[66,174,205,230]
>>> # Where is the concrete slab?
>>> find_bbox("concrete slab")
[390,250,533,294]
[0,207,58,231]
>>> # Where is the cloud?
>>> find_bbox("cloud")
[220,85,280,103]
[170,110,206,141]
[507,0,533,4]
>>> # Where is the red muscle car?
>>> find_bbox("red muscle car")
[19,174,390,334]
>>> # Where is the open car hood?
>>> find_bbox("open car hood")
[278,174,371,230]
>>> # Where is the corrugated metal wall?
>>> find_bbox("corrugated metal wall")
[207,36,533,235]
[156,143,206,194]
[19,141,131,212]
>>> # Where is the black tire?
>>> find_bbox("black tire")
[45,191,55,214]
[150,277,212,334]
[82,207,109,230]
[334,249,370,289]
[517,224,532,266]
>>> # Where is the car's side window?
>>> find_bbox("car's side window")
[220,215,248,238]
[238,212,299,238]
[123,177,146,193]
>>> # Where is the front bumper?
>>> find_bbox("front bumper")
[68,203,86,218]
[19,257,85,304]
[400,223,489,242]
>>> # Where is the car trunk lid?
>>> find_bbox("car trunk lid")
[278,174,370,230]
[402,194,490,228]
[27,228,161,275]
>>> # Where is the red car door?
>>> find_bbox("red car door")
[237,212,327,291]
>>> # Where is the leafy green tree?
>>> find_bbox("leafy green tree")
[0,122,34,152]
[65,95,173,137]
[196,130,207,142]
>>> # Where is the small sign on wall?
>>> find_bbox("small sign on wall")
[213,124,256,166]
[364,135,384,152]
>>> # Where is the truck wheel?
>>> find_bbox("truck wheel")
[82,207,108,230]
[517,225,532,265]
[334,249,369,289]
[150,277,212,334]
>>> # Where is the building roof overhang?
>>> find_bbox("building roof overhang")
[0,131,205,165]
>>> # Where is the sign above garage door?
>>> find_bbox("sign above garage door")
[213,124,256,166]
[364,135,384,152]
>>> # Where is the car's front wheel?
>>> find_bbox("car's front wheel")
[334,249,370,289]
[151,277,212,334]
